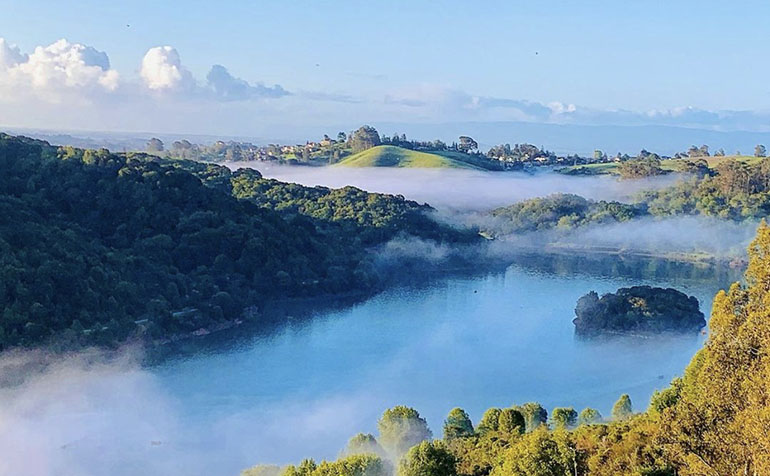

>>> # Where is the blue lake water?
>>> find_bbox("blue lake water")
[147,255,736,475]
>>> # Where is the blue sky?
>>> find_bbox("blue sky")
[1,0,770,136]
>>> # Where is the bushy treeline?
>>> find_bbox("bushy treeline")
[244,223,770,476]
[489,157,770,236]
[0,134,473,350]
[640,158,770,219]
[489,194,641,234]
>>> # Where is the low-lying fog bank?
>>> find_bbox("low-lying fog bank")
[228,163,680,211]
[485,216,760,261]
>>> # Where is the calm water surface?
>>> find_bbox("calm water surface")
[148,256,736,474]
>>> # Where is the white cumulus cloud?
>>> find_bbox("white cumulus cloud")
[0,38,27,69]
[140,46,194,91]
[0,38,119,100]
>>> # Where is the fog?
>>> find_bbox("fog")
[1,257,730,476]
[5,166,757,476]
[0,349,383,476]
[231,163,680,211]
[224,164,758,259]
[546,216,759,258]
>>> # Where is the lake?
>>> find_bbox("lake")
[144,254,737,475]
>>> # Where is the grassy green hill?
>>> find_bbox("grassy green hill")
[336,145,502,170]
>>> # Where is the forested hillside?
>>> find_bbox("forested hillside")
[0,134,473,350]
[244,223,770,476]
[488,157,770,237]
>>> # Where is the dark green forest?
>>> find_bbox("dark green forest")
[0,134,474,350]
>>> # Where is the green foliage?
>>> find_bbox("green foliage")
[377,406,432,458]
[443,408,474,440]
[648,378,683,416]
[655,222,770,474]
[573,286,705,335]
[489,194,640,234]
[310,454,389,476]
[513,402,548,433]
[350,125,381,153]
[397,441,457,476]
[476,408,502,436]
[611,394,633,421]
[639,157,770,219]
[497,408,525,436]
[227,171,476,247]
[577,408,603,426]
[0,133,472,350]
[345,433,384,457]
[493,427,580,476]
[617,157,665,179]
[549,407,577,429]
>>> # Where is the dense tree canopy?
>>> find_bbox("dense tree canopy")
[0,134,473,350]
[489,194,640,235]
[573,286,705,335]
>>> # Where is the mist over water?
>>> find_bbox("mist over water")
[493,217,760,259]
[4,165,755,476]
[231,163,680,211]
[1,258,736,476]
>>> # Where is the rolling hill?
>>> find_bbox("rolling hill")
[336,145,502,170]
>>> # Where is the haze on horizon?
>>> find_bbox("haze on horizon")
[1,0,770,141]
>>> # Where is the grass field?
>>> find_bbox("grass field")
[336,145,502,170]
[558,155,763,175]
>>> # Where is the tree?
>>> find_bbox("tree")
[397,441,457,476]
[497,427,577,476]
[476,408,502,435]
[147,137,164,152]
[617,157,664,179]
[657,222,770,475]
[549,407,577,429]
[377,406,432,458]
[648,379,683,416]
[577,408,602,425]
[688,144,710,157]
[313,454,389,476]
[350,125,381,153]
[755,144,766,157]
[283,459,317,476]
[611,394,633,421]
[458,136,478,153]
[337,132,347,142]
[443,407,474,440]
[345,433,385,457]
[498,408,526,435]
[593,149,606,161]
[514,402,548,432]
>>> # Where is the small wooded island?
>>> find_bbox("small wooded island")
[573,285,705,335]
